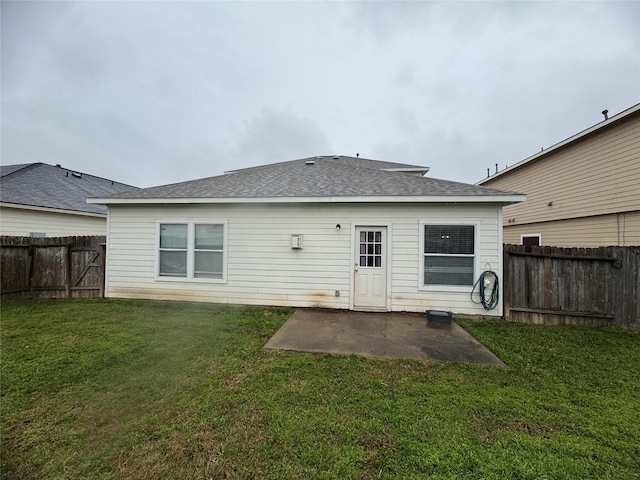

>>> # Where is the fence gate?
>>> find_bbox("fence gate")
[503,244,640,332]
[1,236,106,299]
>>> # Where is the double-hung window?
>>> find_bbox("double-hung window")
[421,223,476,288]
[194,224,224,278]
[158,222,226,281]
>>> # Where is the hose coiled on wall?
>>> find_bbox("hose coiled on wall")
[471,270,499,310]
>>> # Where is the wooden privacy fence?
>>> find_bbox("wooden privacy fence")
[1,236,106,299]
[504,244,640,332]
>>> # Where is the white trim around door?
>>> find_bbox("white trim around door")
[351,223,392,311]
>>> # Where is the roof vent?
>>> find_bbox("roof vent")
[71,172,82,178]
[602,109,609,120]
[333,155,340,159]
[305,160,315,166]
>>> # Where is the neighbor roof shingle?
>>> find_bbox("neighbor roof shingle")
[1,163,138,214]
[94,155,520,201]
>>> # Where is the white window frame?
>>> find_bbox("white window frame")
[419,220,479,292]
[155,220,228,283]
[521,233,542,246]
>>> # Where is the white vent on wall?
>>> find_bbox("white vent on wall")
[290,234,303,249]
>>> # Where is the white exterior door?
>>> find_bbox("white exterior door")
[353,227,387,311]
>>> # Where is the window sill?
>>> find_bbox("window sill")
[155,276,227,284]
[419,285,473,293]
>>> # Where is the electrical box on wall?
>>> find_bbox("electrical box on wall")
[290,234,303,249]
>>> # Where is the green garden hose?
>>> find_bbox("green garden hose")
[471,270,499,310]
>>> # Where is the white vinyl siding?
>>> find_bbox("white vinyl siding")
[105,202,503,316]
[0,205,107,236]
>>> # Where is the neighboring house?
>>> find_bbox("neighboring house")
[477,103,640,247]
[0,163,137,237]
[89,155,524,316]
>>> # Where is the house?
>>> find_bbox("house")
[477,103,640,247]
[89,155,524,316]
[0,163,137,237]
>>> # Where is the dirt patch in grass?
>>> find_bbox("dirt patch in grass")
[474,417,561,441]
[116,429,233,479]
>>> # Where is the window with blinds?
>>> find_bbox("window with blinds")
[423,224,475,286]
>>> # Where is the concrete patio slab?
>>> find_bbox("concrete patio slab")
[265,309,504,366]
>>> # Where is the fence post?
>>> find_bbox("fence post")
[503,245,510,320]
[66,243,72,298]
[99,243,106,298]
[28,245,35,298]
[544,255,553,310]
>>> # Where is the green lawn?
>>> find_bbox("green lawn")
[1,299,639,479]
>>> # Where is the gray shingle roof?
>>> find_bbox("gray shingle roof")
[96,155,520,202]
[1,163,138,214]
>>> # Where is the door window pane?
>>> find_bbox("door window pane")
[359,230,382,269]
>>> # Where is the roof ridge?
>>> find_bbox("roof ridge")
[0,163,42,178]
[1,162,137,188]
[224,155,427,176]
[52,163,138,188]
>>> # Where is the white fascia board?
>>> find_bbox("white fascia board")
[88,194,526,205]
[0,202,106,218]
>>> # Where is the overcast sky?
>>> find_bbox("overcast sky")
[2,1,639,188]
